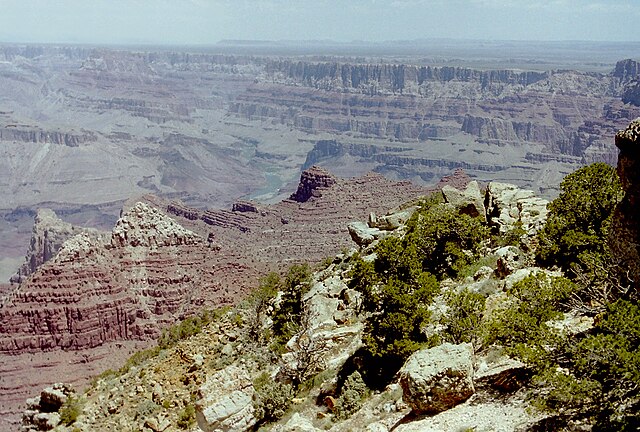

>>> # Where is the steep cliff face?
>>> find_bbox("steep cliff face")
[11,209,100,283]
[230,60,640,185]
[265,60,548,93]
[0,203,213,354]
[611,118,640,288]
[289,166,338,202]
[0,127,95,147]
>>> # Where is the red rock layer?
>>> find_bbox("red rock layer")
[0,169,444,426]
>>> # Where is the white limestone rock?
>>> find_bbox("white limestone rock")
[196,364,257,432]
[399,343,475,414]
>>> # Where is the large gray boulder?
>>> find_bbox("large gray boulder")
[347,221,386,247]
[369,206,417,230]
[494,246,523,278]
[196,364,257,432]
[442,181,486,221]
[399,343,475,414]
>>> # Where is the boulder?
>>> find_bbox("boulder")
[475,353,528,392]
[196,364,257,432]
[40,383,74,412]
[347,222,386,247]
[371,207,417,230]
[399,343,475,414]
[442,181,486,220]
[32,412,60,431]
[275,413,321,432]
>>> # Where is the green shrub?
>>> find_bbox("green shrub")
[158,307,227,350]
[441,288,487,346]
[177,404,196,429]
[252,373,294,423]
[334,371,368,419]
[493,221,526,248]
[271,264,312,346]
[59,396,83,426]
[537,162,623,273]
[484,273,577,363]
[407,204,489,279]
[135,399,160,420]
[455,254,498,280]
[120,346,161,374]
[362,274,440,368]
[347,255,378,312]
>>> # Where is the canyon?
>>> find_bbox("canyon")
[0,166,446,429]
[1,41,640,429]
[2,43,640,281]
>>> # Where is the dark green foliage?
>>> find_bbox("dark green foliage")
[271,264,312,347]
[59,396,83,426]
[494,221,527,248]
[252,373,293,423]
[177,405,196,429]
[407,204,489,279]
[246,272,281,342]
[566,300,640,427]
[347,255,378,312]
[441,288,487,346]
[484,273,577,364]
[362,274,439,364]
[334,371,368,419]
[537,162,623,273]
[347,198,489,381]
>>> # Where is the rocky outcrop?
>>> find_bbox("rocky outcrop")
[347,222,386,247]
[289,166,337,202]
[442,181,486,220]
[485,182,548,235]
[399,343,475,414]
[613,59,640,84]
[21,383,76,432]
[11,209,100,283]
[0,203,213,354]
[495,246,524,278]
[0,127,96,147]
[266,60,548,94]
[196,364,257,432]
[232,200,260,213]
[611,118,640,289]
[110,202,201,248]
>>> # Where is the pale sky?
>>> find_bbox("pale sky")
[0,0,639,45]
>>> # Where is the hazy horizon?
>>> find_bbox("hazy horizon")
[1,0,639,46]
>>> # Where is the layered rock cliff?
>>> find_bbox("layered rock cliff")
[11,209,99,284]
[229,59,640,193]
